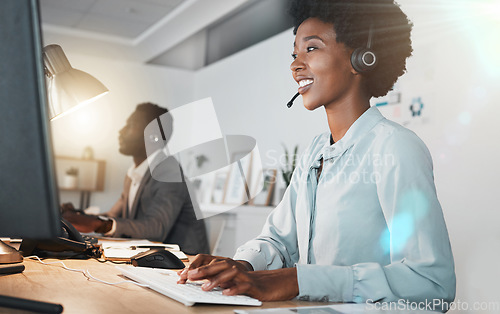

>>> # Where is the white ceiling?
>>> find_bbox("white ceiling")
[40,0,186,39]
[39,0,253,66]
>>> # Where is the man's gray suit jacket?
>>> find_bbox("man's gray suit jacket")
[106,155,209,255]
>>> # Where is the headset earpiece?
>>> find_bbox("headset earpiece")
[350,24,377,74]
[350,48,377,73]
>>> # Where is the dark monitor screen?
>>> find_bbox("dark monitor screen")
[0,0,61,239]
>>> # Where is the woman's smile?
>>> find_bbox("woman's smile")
[297,78,314,94]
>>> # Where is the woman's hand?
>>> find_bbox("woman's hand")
[177,254,299,301]
[177,254,251,284]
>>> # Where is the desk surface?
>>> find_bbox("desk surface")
[0,258,334,314]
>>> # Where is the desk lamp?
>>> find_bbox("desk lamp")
[44,44,108,120]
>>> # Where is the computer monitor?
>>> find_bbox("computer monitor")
[0,0,61,255]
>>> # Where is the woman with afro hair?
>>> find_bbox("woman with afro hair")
[179,0,456,310]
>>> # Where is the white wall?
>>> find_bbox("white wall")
[46,0,500,311]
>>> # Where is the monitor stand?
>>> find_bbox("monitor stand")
[0,240,23,264]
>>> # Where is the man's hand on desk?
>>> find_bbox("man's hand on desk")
[177,254,299,301]
[61,206,112,234]
[60,202,83,214]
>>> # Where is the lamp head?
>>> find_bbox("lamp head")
[43,44,108,120]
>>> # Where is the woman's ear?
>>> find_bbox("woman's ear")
[345,48,359,75]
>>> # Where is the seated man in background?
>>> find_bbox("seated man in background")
[62,102,209,255]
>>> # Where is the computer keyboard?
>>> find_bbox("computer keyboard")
[117,266,262,307]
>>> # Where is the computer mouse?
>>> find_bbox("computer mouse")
[130,248,185,269]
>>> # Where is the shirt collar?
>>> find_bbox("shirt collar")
[126,149,162,184]
[317,106,385,162]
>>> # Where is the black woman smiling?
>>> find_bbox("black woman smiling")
[178,0,455,310]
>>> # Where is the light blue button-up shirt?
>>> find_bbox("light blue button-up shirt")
[234,106,455,307]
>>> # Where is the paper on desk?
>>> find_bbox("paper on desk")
[99,239,180,250]
[104,248,187,261]
[100,240,187,261]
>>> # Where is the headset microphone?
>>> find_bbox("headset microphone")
[287,92,300,108]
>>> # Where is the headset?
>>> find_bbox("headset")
[350,24,377,73]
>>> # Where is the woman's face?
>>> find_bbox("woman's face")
[291,18,356,111]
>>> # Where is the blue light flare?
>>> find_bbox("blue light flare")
[379,189,430,254]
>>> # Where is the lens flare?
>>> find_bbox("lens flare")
[448,0,500,77]
[379,189,429,254]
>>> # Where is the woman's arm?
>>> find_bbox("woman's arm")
[175,183,302,301]
[176,178,303,300]
[232,136,324,270]
[176,136,324,300]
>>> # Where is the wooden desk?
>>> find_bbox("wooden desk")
[0,258,334,314]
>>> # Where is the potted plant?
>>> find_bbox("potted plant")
[63,167,79,189]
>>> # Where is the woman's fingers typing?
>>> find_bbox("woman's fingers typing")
[176,254,213,283]
[200,265,240,291]
[177,254,227,283]
[177,255,251,288]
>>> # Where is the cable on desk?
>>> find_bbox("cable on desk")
[102,259,128,264]
[91,256,111,263]
[24,256,150,288]
[90,256,128,264]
